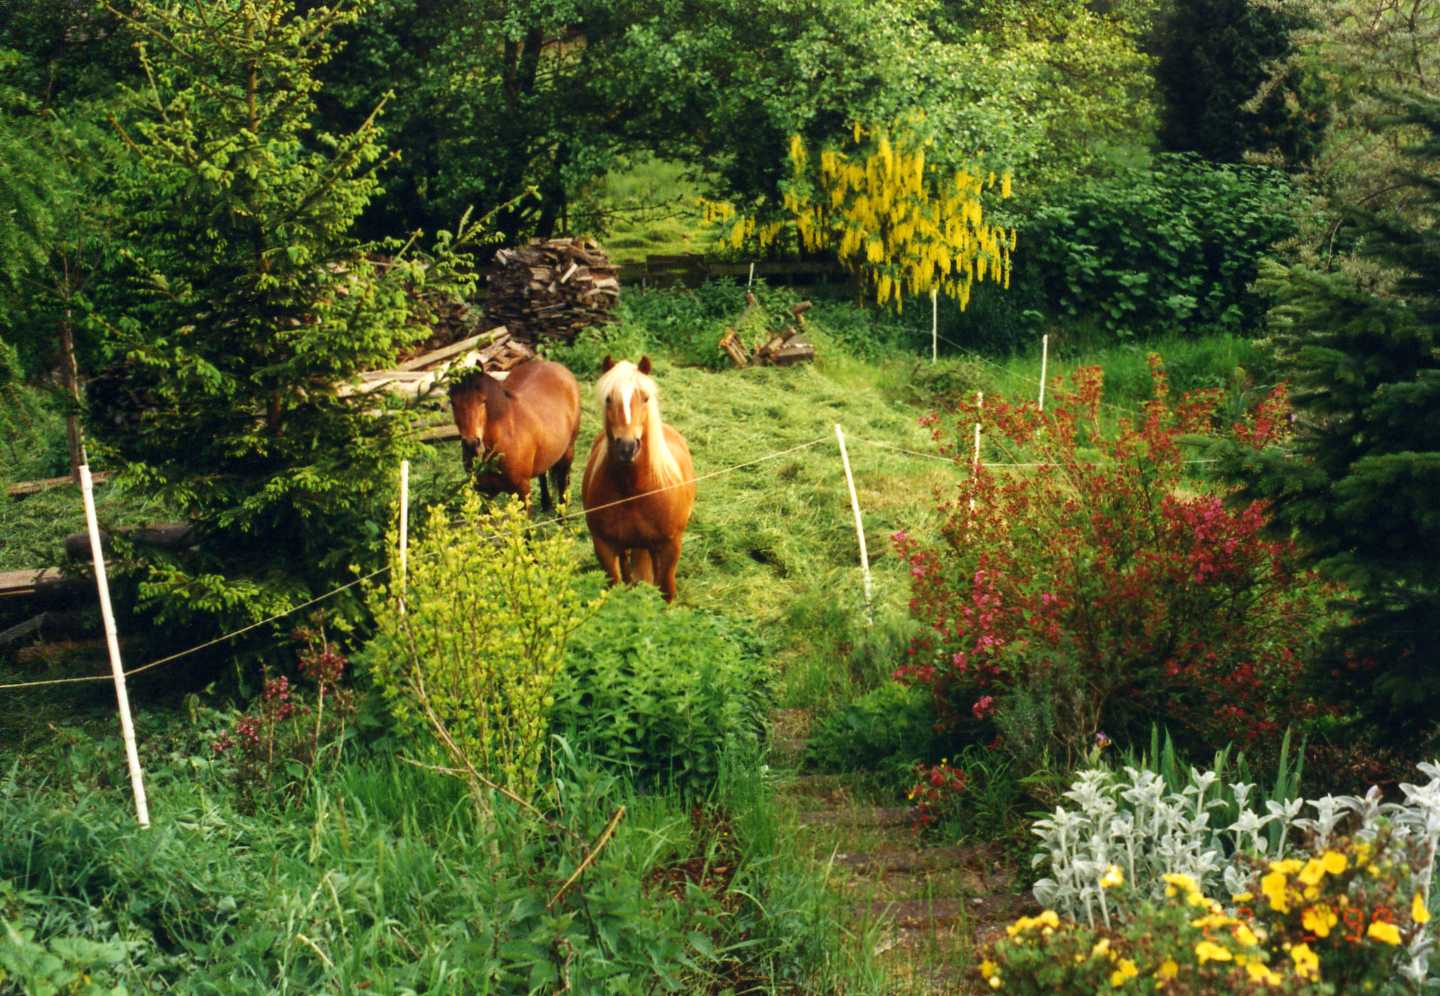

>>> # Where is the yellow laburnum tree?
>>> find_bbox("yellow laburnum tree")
[710,120,1016,315]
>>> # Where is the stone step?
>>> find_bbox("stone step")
[798,805,910,829]
[856,892,1038,930]
[832,843,994,875]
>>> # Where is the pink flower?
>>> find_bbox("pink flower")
[972,695,995,719]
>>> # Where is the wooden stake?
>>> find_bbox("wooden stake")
[834,424,874,623]
[969,392,983,514]
[398,459,410,605]
[747,261,755,289]
[1039,334,1049,411]
[80,464,149,829]
[930,287,939,364]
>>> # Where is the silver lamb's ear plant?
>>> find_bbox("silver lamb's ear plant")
[1032,759,1440,987]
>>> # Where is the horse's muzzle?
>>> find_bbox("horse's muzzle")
[612,437,640,463]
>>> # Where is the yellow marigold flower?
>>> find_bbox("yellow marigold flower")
[1196,940,1233,963]
[1189,913,1235,930]
[1321,851,1348,875]
[1270,859,1303,875]
[1414,892,1430,925]
[1157,958,1179,981]
[1163,872,1199,897]
[1298,858,1327,887]
[1100,864,1124,889]
[1233,891,1254,903]
[1301,905,1337,939]
[1290,943,1319,979]
[1110,958,1138,986]
[1261,871,1291,913]
[1354,842,1372,866]
[1246,961,1283,986]
[1233,923,1261,947]
[1367,920,1402,945]
[1091,938,1111,959]
[980,959,997,977]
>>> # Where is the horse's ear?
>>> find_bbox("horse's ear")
[602,355,615,372]
[638,355,652,375]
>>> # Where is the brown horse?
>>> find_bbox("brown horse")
[448,359,581,511]
[581,356,696,602]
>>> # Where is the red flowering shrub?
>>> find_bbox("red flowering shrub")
[212,623,355,808]
[895,360,1333,768]
[907,759,969,831]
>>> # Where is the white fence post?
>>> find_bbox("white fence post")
[833,424,874,624]
[969,391,983,513]
[80,464,150,829]
[930,288,939,364]
[398,459,410,607]
[1039,333,1049,411]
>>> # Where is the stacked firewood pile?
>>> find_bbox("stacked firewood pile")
[717,294,816,367]
[484,238,620,343]
[337,327,534,401]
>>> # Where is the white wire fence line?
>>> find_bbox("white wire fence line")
[0,424,1224,693]
[0,434,834,692]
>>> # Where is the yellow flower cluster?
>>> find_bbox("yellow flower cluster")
[1005,908,1060,938]
[780,124,1015,312]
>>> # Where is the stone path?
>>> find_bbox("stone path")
[770,710,1039,993]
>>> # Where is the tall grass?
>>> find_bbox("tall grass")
[0,728,882,993]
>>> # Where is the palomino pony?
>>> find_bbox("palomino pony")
[581,356,696,602]
[448,359,581,511]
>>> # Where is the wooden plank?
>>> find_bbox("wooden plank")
[0,614,45,648]
[396,327,507,372]
[8,472,110,499]
[0,567,64,598]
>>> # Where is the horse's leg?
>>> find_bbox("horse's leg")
[652,537,683,603]
[591,534,625,588]
[538,470,552,514]
[628,548,655,586]
[549,453,573,510]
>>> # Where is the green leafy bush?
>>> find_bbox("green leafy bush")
[550,586,771,788]
[364,494,599,800]
[1021,155,1295,338]
[806,681,940,773]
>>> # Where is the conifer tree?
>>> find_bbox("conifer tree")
[1222,92,1440,738]
[88,0,477,628]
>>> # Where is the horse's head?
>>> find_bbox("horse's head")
[448,372,489,471]
[596,355,658,465]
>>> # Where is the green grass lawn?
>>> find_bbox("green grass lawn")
[575,154,724,262]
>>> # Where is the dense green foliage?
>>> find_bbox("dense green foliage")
[1020,155,1297,337]
[551,587,771,788]
[83,0,478,631]
[1219,92,1440,743]
[1154,0,1325,164]
[806,681,941,776]
[0,729,873,992]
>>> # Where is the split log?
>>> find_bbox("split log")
[63,523,196,563]
[8,472,110,499]
[717,298,817,368]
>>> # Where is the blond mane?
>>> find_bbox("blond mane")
[587,361,684,489]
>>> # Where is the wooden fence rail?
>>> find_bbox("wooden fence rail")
[617,254,843,289]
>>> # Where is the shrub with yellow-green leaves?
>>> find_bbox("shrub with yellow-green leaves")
[364,493,602,801]
[985,836,1433,993]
